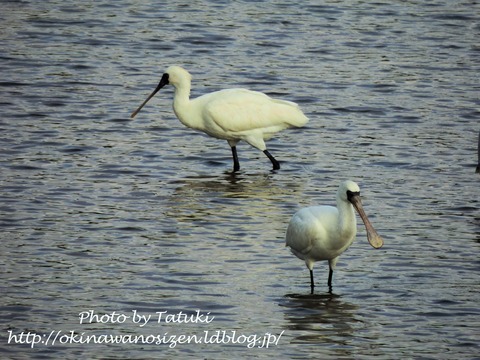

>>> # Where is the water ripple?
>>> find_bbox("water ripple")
[1,0,479,359]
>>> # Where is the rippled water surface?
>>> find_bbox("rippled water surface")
[1,1,479,359]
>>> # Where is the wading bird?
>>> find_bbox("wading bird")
[130,66,308,172]
[286,180,384,294]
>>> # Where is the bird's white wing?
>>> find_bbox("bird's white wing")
[201,89,307,133]
[286,206,337,256]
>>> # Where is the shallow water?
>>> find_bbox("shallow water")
[1,0,479,359]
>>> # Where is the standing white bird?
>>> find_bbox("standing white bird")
[286,180,384,293]
[130,66,308,172]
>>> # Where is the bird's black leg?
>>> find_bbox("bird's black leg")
[328,268,333,293]
[310,269,314,294]
[231,146,240,172]
[263,150,280,170]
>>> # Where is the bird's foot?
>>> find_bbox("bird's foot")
[263,150,280,170]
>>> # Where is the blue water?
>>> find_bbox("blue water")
[1,1,479,359]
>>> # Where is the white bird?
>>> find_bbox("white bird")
[286,180,384,293]
[130,66,308,172]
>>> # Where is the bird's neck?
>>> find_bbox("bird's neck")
[172,81,191,107]
[172,82,196,127]
[337,201,357,240]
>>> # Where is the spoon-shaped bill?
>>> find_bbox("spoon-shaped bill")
[349,194,384,249]
[130,73,169,119]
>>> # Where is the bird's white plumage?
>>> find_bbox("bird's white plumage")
[131,65,308,171]
[286,180,358,271]
[167,66,308,150]
[285,180,383,292]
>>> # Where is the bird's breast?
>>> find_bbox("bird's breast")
[286,205,357,261]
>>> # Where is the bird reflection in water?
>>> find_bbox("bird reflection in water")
[279,293,362,355]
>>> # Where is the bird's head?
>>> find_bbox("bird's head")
[165,65,192,88]
[338,180,360,203]
[130,65,191,119]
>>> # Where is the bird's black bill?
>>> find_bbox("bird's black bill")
[130,73,169,118]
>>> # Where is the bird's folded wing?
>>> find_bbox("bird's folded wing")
[202,89,306,133]
[286,215,320,255]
